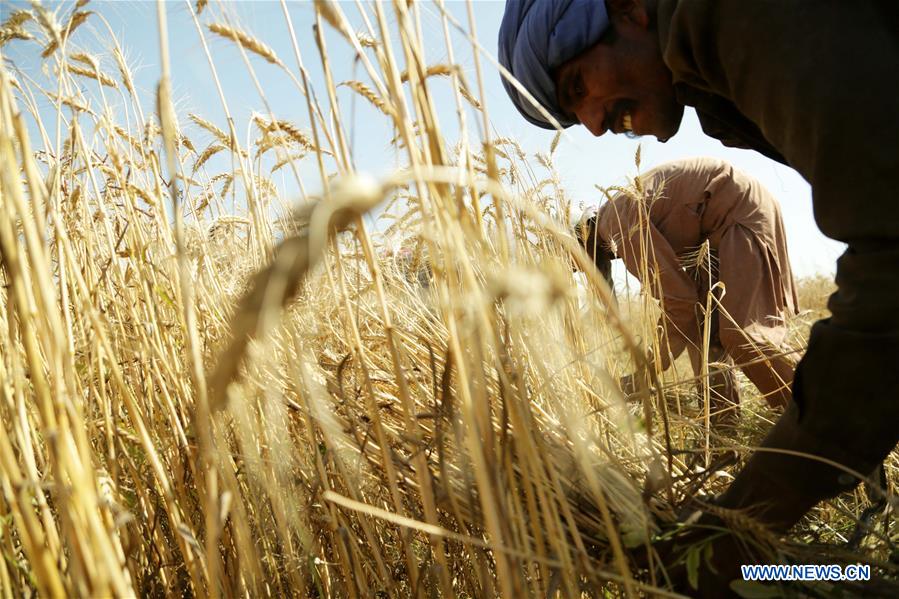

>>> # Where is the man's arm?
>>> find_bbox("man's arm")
[599,199,701,369]
[658,0,899,546]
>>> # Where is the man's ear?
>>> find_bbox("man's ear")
[605,0,651,29]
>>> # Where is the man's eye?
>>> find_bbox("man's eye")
[573,76,585,97]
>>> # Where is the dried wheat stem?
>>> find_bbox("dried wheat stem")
[64,64,118,88]
[338,80,394,117]
[207,22,284,67]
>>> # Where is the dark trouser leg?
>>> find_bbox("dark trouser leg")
[717,320,899,524]
[697,243,899,587]
[719,243,899,527]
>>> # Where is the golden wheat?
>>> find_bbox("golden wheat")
[0,3,892,598]
[339,79,395,116]
[207,22,285,67]
[64,63,119,87]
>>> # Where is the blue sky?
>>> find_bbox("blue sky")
[3,0,844,277]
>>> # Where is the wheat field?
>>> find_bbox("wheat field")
[0,1,895,597]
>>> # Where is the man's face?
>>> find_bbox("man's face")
[553,9,683,140]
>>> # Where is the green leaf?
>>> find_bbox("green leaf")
[686,547,700,590]
[155,285,175,309]
[621,527,644,549]
[703,541,715,571]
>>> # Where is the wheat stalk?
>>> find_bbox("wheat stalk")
[33,3,62,57]
[193,142,226,172]
[339,80,395,117]
[180,135,197,155]
[126,182,157,206]
[399,63,455,83]
[208,174,387,409]
[207,22,284,67]
[356,31,378,48]
[64,63,118,88]
[188,113,231,148]
[491,137,527,161]
[270,152,306,173]
[313,0,344,34]
[2,9,33,30]
[0,28,33,46]
[550,131,562,155]
[69,51,97,67]
[252,113,314,149]
[458,84,482,110]
[47,92,93,114]
[66,10,93,36]
[113,125,143,153]
[112,45,136,98]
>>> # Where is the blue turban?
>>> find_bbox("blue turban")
[498,0,609,129]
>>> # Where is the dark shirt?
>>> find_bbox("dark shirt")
[656,0,899,243]
[655,0,899,332]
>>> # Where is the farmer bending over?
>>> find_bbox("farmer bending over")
[499,0,899,591]
[577,157,798,426]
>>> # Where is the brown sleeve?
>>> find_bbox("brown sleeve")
[598,198,701,369]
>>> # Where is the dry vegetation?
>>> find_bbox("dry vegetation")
[0,1,896,597]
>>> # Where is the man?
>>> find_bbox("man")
[499,0,899,591]
[578,157,798,425]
